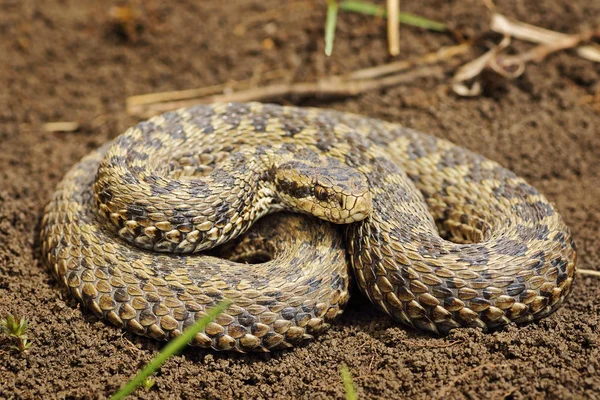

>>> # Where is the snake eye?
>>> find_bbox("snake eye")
[314,185,329,202]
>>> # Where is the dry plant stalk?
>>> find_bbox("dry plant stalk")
[491,13,571,45]
[127,69,287,108]
[349,43,471,80]
[42,121,80,133]
[452,36,513,97]
[127,43,470,118]
[491,13,600,65]
[576,46,600,63]
[578,269,600,277]
[452,13,600,96]
[129,67,444,118]
[387,0,400,56]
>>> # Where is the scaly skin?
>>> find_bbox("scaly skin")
[41,102,577,352]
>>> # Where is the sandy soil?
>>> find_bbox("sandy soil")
[0,0,599,399]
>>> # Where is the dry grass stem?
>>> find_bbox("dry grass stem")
[453,13,599,96]
[387,0,400,56]
[128,44,471,118]
[491,13,600,62]
[578,269,600,277]
[126,42,473,118]
[127,69,287,109]
[576,45,600,62]
[491,13,570,44]
[452,36,512,96]
[42,122,80,133]
[349,43,471,80]
[128,66,444,118]
[496,31,598,69]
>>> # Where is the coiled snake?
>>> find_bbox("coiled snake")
[41,102,577,352]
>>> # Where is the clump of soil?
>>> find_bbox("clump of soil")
[1,0,599,398]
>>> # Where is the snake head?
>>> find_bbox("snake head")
[273,162,372,224]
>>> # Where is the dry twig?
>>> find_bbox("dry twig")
[387,0,400,56]
[452,36,513,96]
[127,69,287,110]
[127,43,471,118]
[490,13,600,63]
[128,66,444,118]
[578,269,600,278]
[42,121,80,133]
[576,45,600,63]
[349,43,470,80]
[452,13,600,96]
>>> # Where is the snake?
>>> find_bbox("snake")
[40,102,577,352]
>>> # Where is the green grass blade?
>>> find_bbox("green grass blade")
[325,0,339,56]
[398,12,446,32]
[340,363,358,400]
[111,300,232,400]
[340,0,447,32]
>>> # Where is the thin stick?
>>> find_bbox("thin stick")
[509,31,596,63]
[491,13,569,45]
[348,43,470,80]
[577,45,600,63]
[42,121,80,133]
[387,0,400,56]
[487,30,598,82]
[490,13,600,62]
[128,66,444,118]
[452,36,512,96]
[127,43,471,118]
[578,269,600,277]
[126,69,286,108]
[128,83,240,108]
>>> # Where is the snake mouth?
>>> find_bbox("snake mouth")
[289,193,372,224]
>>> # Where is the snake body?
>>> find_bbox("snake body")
[41,102,577,352]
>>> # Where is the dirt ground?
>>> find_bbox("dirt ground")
[0,0,599,399]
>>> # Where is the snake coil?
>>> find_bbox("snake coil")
[41,103,577,352]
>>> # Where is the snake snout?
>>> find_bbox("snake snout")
[323,170,373,224]
[343,190,372,223]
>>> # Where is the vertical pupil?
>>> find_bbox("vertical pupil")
[316,186,327,201]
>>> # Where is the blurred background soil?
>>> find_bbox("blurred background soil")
[0,0,599,399]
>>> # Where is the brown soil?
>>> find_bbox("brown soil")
[1,0,599,399]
